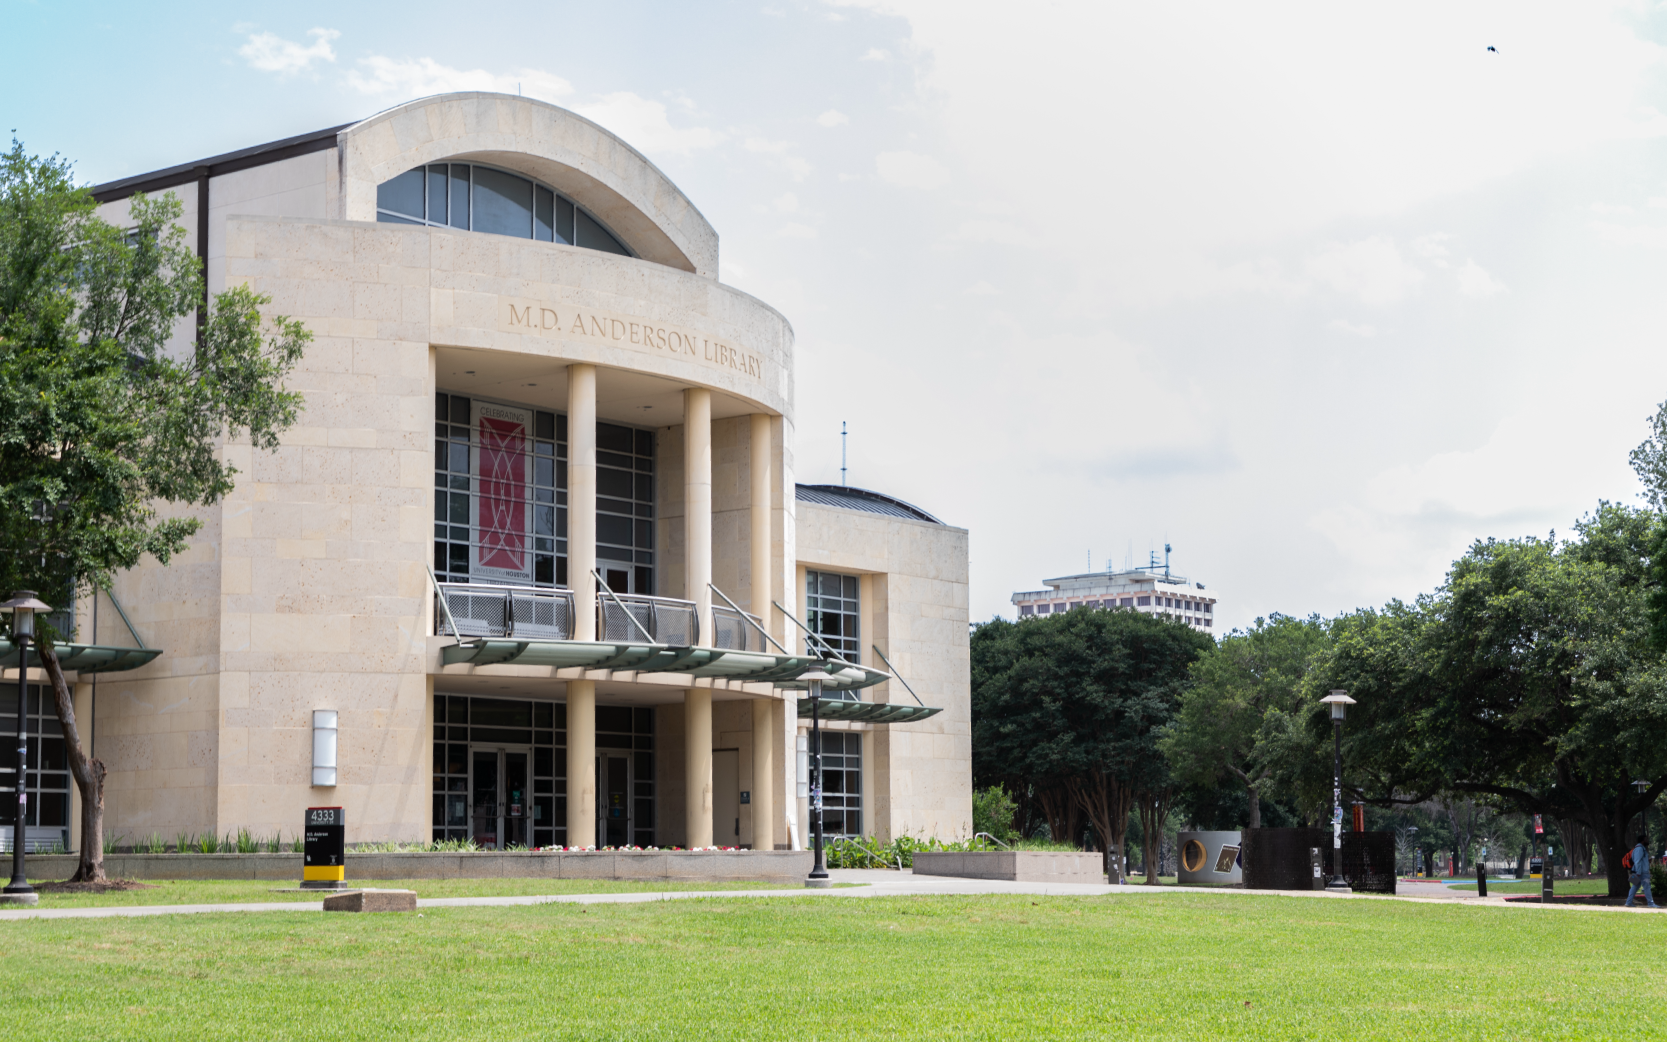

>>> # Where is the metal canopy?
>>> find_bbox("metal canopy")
[0,640,162,674]
[441,639,889,691]
[797,699,943,723]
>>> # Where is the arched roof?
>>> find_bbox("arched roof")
[338,93,718,277]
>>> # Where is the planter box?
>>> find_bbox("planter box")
[18,849,813,884]
[912,851,1105,884]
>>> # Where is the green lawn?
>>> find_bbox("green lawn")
[0,877,808,910]
[1446,878,1611,896]
[1,891,1661,1039]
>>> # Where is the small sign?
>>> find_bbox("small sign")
[1533,814,1543,835]
[739,791,751,805]
[303,806,345,887]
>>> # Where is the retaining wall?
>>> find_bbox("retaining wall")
[20,850,813,883]
[912,851,1105,884]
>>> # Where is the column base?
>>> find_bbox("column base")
[0,892,39,905]
[804,878,833,889]
[1324,881,1353,894]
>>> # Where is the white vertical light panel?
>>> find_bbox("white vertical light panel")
[312,710,338,787]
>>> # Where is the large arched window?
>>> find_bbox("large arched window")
[376,162,631,256]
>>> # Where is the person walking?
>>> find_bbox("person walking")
[1625,834,1659,908]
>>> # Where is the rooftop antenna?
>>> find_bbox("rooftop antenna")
[1164,542,1172,580]
[840,421,847,485]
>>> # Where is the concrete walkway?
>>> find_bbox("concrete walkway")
[0,870,1657,921]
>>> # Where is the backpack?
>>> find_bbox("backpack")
[1624,849,1635,871]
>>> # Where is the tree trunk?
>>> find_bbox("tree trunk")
[1138,787,1173,885]
[37,645,106,883]
[1246,783,1261,830]
[1066,771,1132,884]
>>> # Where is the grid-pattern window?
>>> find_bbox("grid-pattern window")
[435,393,577,589]
[378,162,631,257]
[596,706,656,848]
[595,424,657,595]
[815,730,862,838]
[433,695,566,847]
[806,570,860,662]
[0,682,71,849]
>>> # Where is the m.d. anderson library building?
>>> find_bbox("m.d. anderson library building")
[2,92,970,854]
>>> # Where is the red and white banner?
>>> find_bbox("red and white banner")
[473,402,532,583]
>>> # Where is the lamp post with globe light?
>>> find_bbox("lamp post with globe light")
[800,663,834,888]
[1321,690,1356,894]
[1,591,51,905]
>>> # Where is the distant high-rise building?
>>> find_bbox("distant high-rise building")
[1010,559,1216,631]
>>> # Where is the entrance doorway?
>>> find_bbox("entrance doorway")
[713,749,740,848]
[472,748,531,850]
[597,753,633,846]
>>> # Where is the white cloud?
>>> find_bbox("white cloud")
[963,280,999,296]
[771,192,800,214]
[239,28,338,75]
[1455,259,1507,297]
[954,219,1025,245]
[1328,319,1377,337]
[745,137,813,180]
[875,150,949,189]
[1304,237,1424,306]
[817,109,850,127]
[860,48,890,61]
[572,92,723,155]
[348,56,574,104]
[778,223,819,239]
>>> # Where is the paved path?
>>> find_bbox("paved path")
[0,870,1657,921]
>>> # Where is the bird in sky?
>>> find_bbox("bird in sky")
[1487,45,1498,52]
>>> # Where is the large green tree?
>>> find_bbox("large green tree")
[1159,613,1330,828]
[0,143,308,881]
[1322,504,1667,897]
[972,608,1212,879]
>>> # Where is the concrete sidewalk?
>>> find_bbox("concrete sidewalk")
[0,870,1658,921]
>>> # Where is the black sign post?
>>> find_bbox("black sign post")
[303,806,346,889]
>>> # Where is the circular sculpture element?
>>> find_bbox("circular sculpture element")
[1181,839,1208,873]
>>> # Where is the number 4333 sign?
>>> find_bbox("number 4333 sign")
[303,807,345,888]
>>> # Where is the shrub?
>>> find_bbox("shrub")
[971,785,1019,843]
[142,832,166,854]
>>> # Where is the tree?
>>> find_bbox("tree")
[972,607,1212,877]
[0,142,308,881]
[1159,614,1330,828]
[1323,503,1667,897]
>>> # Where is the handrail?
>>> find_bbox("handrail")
[709,583,791,655]
[427,565,464,641]
[771,600,862,671]
[593,569,664,646]
[974,832,1011,850]
[871,645,925,707]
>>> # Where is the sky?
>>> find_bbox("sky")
[9,0,1667,631]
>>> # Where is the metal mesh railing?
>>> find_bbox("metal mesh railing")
[712,605,765,652]
[599,594,698,646]
[436,582,574,639]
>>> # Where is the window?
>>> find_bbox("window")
[1019,604,1033,617]
[806,570,860,662]
[1120,597,1134,607]
[435,393,655,594]
[378,162,630,256]
[596,706,657,849]
[815,731,862,838]
[0,681,69,850]
[1204,603,1212,614]
[433,694,567,847]
[1137,596,1151,606]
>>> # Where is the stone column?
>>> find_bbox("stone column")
[751,697,775,851]
[685,387,712,645]
[749,414,772,630]
[569,364,596,641]
[685,687,713,848]
[566,681,596,847]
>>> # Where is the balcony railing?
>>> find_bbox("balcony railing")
[599,593,698,646]
[437,582,576,640]
[712,604,766,652]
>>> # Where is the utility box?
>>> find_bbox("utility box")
[303,806,346,889]
[1177,831,1242,885]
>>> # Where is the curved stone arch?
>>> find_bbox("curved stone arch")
[337,92,719,278]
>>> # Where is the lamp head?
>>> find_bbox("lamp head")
[799,663,834,699]
[0,591,52,639]
[1321,689,1355,721]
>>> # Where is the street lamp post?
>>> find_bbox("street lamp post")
[801,664,834,889]
[1,591,51,906]
[1321,690,1356,894]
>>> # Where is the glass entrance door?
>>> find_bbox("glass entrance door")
[471,748,531,849]
[597,753,632,847]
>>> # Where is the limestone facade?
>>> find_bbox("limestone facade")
[53,93,971,851]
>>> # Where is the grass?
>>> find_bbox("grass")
[0,878,811,910]
[0,891,1661,1039]
[1446,878,1612,896]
